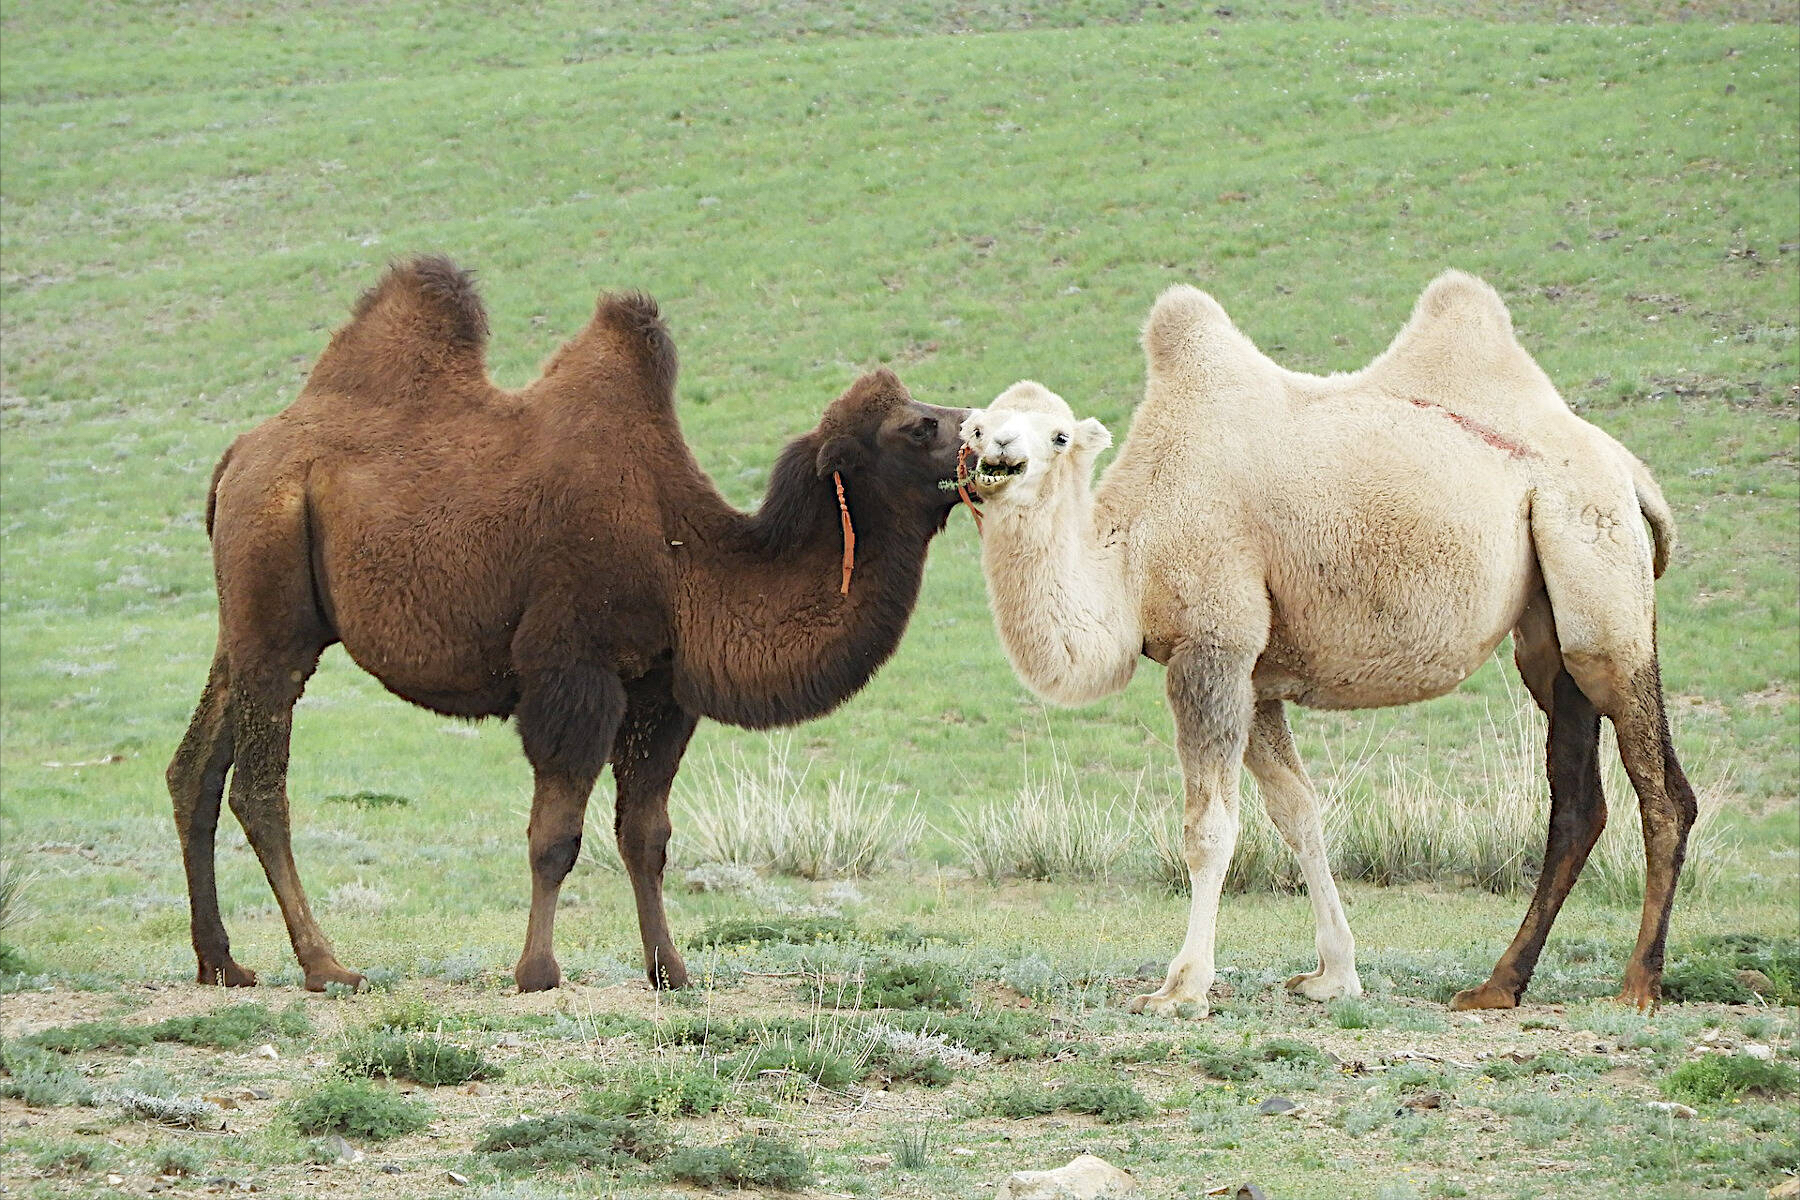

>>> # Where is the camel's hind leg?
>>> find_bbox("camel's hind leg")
[1244,701,1362,1002]
[166,638,255,986]
[1130,639,1255,1019]
[226,646,362,992]
[610,673,698,990]
[1529,488,1695,1011]
[215,493,361,992]
[1587,656,1696,1011]
[1454,592,1605,1011]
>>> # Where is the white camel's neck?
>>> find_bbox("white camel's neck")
[979,471,1140,705]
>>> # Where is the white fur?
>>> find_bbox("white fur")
[964,272,1674,1017]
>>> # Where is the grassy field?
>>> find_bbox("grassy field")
[2,2,1796,1197]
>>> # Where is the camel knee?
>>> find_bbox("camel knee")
[531,834,582,887]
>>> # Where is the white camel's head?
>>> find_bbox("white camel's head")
[959,381,1111,505]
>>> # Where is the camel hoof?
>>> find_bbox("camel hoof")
[1448,982,1518,1012]
[515,957,562,994]
[303,965,367,993]
[1127,991,1207,1020]
[649,960,689,991]
[197,960,258,988]
[1285,970,1362,1002]
[1613,985,1659,1014]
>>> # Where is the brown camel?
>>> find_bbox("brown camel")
[167,256,970,993]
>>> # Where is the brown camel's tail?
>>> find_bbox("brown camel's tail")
[1631,456,1675,579]
[302,255,491,402]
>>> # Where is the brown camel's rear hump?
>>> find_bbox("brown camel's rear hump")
[531,290,679,410]
[301,255,491,404]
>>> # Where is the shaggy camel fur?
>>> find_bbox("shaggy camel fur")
[168,257,969,993]
[961,271,1692,1017]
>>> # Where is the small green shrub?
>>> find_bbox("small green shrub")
[734,1042,860,1090]
[150,1144,209,1177]
[22,1002,310,1055]
[32,1140,111,1175]
[338,1032,498,1087]
[0,1045,95,1105]
[151,1002,310,1049]
[689,915,853,948]
[983,1074,1152,1123]
[1481,1051,1579,1081]
[882,1011,1048,1061]
[1663,1055,1799,1105]
[286,1078,431,1140]
[587,1062,727,1118]
[21,1019,154,1054]
[663,1134,814,1190]
[476,1112,667,1171]
[1255,1038,1330,1065]
[858,960,967,1010]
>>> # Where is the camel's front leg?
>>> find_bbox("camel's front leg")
[1245,700,1362,1002]
[1130,641,1255,1019]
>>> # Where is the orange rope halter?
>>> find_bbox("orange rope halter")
[833,471,855,596]
[956,444,984,535]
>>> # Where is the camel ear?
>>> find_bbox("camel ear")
[1074,417,1112,453]
[815,435,866,479]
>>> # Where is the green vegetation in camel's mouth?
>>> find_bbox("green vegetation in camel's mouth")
[973,458,1027,487]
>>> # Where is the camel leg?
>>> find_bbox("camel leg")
[1452,669,1604,1010]
[611,675,698,990]
[1244,701,1362,1003]
[1576,655,1696,1012]
[226,656,362,992]
[512,664,626,993]
[1130,640,1254,1019]
[166,640,256,987]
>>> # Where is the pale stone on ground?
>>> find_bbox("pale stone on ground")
[997,1153,1136,1200]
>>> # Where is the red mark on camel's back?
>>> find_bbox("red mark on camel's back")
[1404,397,1535,460]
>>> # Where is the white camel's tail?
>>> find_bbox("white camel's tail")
[1631,457,1674,579]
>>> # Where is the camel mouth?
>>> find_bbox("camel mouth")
[973,457,1025,488]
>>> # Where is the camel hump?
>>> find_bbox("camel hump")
[1377,270,1521,372]
[1140,284,1245,373]
[591,290,678,400]
[305,255,491,402]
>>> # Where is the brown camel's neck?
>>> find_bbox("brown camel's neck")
[666,434,940,729]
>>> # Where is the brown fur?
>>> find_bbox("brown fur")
[167,256,968,993]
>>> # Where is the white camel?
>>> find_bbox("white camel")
[962,271,1694,1018]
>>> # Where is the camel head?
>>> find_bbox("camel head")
[959,380,1111,505]
[812,368,970,528]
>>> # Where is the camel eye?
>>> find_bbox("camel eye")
[971,427,983,439]
[910,419,935,443]
[1052,431,1070,447]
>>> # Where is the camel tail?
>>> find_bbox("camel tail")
[305,255,490,400]
[1632,457,1675,578]
[592,291,678,401]
[203,445,231,539]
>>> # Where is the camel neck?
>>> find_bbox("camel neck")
[668,436,937,728]
[979,476,1140,705]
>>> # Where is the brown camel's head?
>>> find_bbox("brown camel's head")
[812,369,970,529]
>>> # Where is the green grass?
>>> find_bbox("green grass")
[662,1134,814,1190]
[336,1030,500,1087]
[1,4,1795,1198]
[475,1112,667,1172]
[1663,1054,1800,1105]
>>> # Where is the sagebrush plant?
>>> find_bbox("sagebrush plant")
[586,1060,727,1118]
